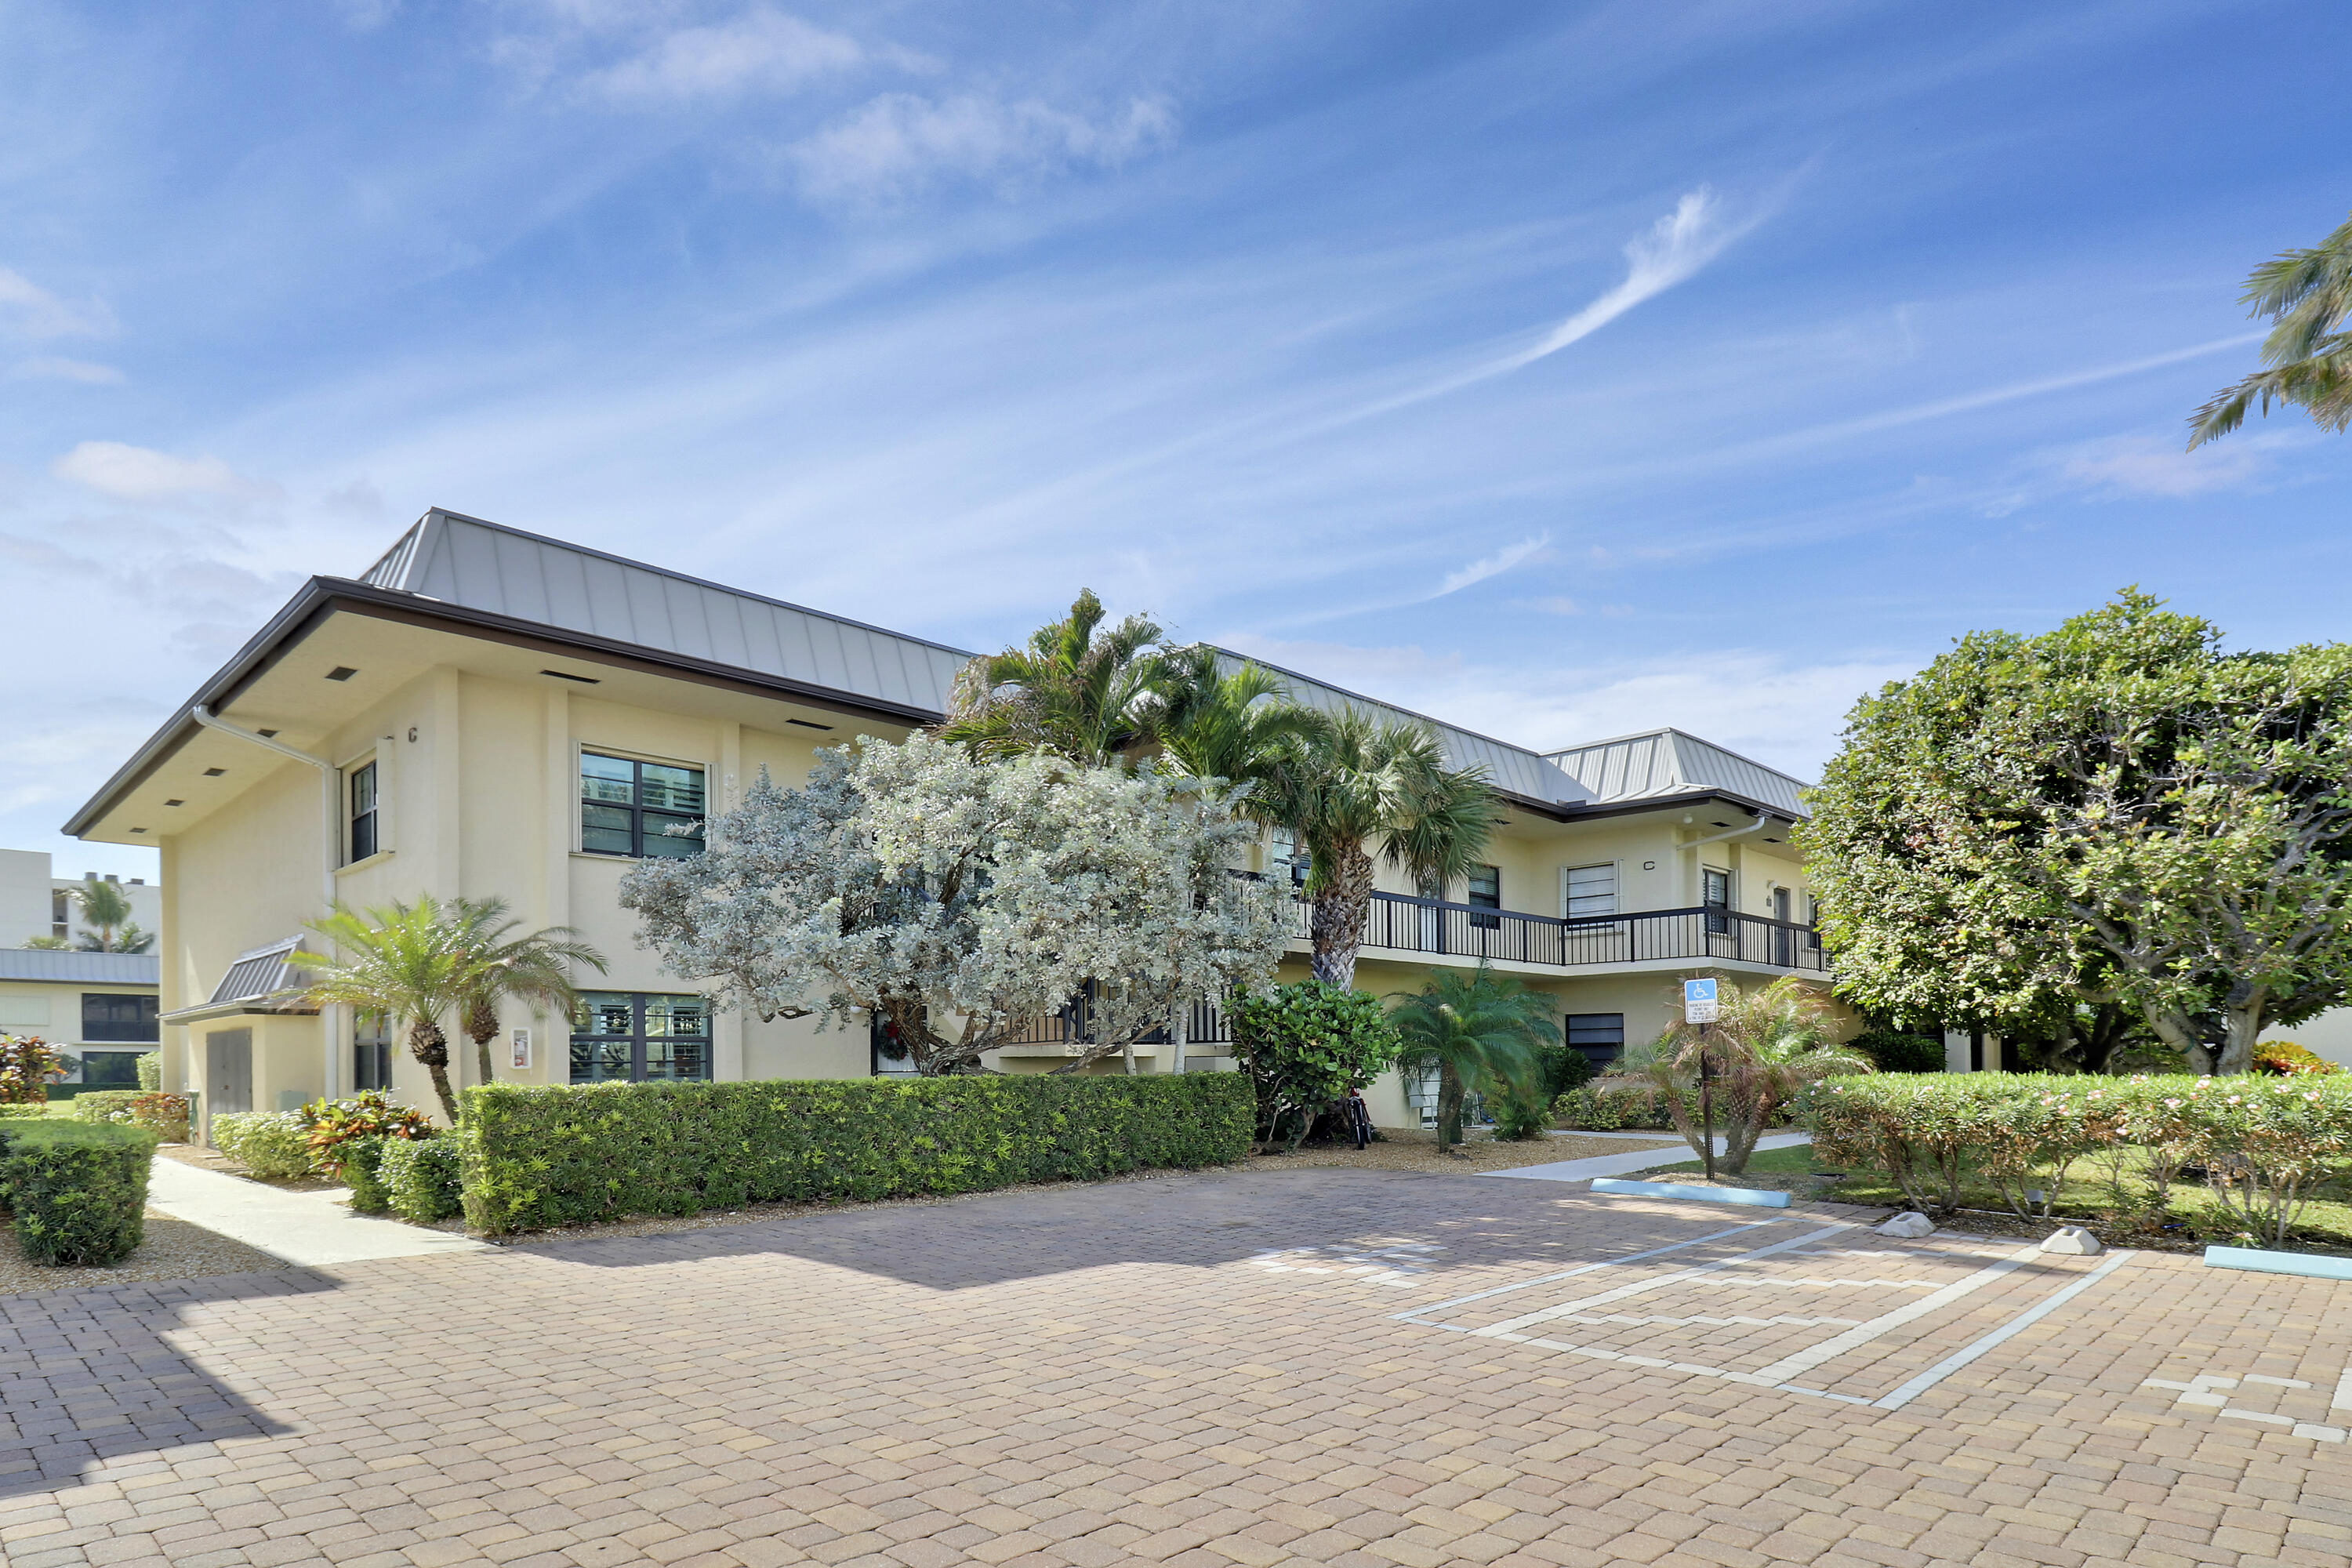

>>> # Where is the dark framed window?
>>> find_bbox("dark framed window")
[1566,1013,1625,1068]
[354,1011,392,1092]
[348,760,379,862]
[81,993,157,1043]
[580,752,706,858]
[1269,826,1309,889]
[1702,867,1731,935]
[80,1051,143,1089]
[571,991,710,1083]
[1467,863,1501,931]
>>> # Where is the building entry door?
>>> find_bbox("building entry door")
[205,1028,252,1116]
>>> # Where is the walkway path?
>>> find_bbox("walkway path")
[143,1155,488,1267]
[1481,1129,1812,1184]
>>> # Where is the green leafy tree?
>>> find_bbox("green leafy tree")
[1144,646,1323,811]
[1228,981,1402,1150]
[2190,210,2352,447]
[1602,977,1867,1173]
[444,897,607,1089]
[1257,708,1495,989]
[1802,592,2352,1075]
[1388,966,1556,1154]
[297,899,469,1123]
[68,880,152,953]
[940,589,1167,766]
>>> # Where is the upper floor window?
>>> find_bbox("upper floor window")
[1466,864,1501,931]
[580,752,706,858]
[82,993,158,1043]
[349,760,379,862]
[49,888,67,941]
[1702,866,1731,934]
[1269,826,1309,888]
[1563,862,1616,919]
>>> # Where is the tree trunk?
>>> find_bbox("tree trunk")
[2137,1002,2213,1075]
[467,1000,499,1090]
[2219,1000,2263,1076]
[1435,1067,1457,1150]
[1309,844,1374,990]
[409,1021,462,1124]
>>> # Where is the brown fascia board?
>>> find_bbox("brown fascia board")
[63,576,954,838]
[1503,789,1805,828]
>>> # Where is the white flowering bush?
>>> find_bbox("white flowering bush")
[1809,1073,2352,1244]
[620,732,1289,1074]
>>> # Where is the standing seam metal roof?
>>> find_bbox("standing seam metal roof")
[0,951,159,985]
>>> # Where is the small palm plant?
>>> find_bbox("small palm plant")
[940,590,1168,766]
[300,899,468,1123]
[1388,967,1559,1156]
[1599,976,1870,1174]
[446,897,607,1089]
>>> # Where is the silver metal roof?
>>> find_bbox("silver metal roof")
[0,951,159,985]
[364,511,971,719]
[205,938,310,1007]
[1544,729,1809,816]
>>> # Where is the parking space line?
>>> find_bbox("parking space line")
[1866,1250,2134,1409]
[1743,1246,2045,1388]
[1391,1218,1796,1323]
[1472,1225,1855,1338]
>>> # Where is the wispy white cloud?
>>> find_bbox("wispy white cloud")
[788,93,1176,201]
[1431,532,1548,599]
[583,8,869,103]
[2056,432,2280,499]
[13,357,124,384]
[0,268,115,340]
[51,441,278,504]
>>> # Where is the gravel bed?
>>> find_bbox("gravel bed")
[0,1211,291,1297]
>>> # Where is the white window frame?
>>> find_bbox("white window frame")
[1560,860,1621,919]
[336,743,392,868]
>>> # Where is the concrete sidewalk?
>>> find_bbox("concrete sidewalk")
[146,1155,488,1267]
[1482,1131,1813,1184]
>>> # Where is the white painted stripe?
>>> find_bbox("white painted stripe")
[2335,1369,2352,1412]
[1746,1247,2041,1387]
[1474,1226,1853,1338]
[1391,1219,1790,1320]
[1869,1250,2134,1410]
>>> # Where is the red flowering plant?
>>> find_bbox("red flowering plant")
[0,1034,64,1104]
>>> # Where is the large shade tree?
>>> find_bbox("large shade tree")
[2190,209,2352,448]
[1802,593,2352,1074]
[619,732,1289,1074]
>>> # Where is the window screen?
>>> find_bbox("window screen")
[1564,862,1616,917]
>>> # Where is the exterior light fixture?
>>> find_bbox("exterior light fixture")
[326,666,358,681]
[164,799,183,807]
[203,767,226,777]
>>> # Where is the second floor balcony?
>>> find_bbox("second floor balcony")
[1293,888,1828,976]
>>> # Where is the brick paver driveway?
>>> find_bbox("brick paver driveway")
[4,1167,2350,1568]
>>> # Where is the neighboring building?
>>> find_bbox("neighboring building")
[0,848,160,951]
[0,949,162,1094]
[63,509,1844,1137]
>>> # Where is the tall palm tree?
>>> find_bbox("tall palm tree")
[2190,209,2352,447]
[1254,707,1495,989]
[445,897,608,1089]
[298,898,469,1123]
[1599,975,1869,1174]
[70,880,151,952]
[1388,967,1559,1154]
[1144,645,1323,810]
[940,589,1167,766]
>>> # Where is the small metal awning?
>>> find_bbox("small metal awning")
[159,937,320,1025]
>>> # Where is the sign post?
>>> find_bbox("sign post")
[1684,979,1720,1183]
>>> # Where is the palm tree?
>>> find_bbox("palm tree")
[1388,967,1559,1154]
[1254,707,1495,989]
[1144,645,1323,810]
[445,897,608,1089]
[1599,976,1869,1174]
[2190,209,2352,447]
[69,880,151,952]
[940,589,1167,766]
[298,898,469,1123]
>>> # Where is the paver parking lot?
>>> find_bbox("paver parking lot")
[2,1167,2350,1568]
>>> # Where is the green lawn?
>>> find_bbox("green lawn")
[1639,1139,2352,1251]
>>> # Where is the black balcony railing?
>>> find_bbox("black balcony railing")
[998,988,1235,1048]
[1292,890,1828,975]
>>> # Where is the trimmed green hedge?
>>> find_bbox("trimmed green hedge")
[0,1119,156,1265]
[461,1073,1254,1236]
[381,1137,463,1223]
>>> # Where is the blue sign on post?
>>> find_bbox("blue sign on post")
[1683,977,1719,1023]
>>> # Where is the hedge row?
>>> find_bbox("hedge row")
[460,1073,1254,1235]
[0,1119,156,1265]
[1809,1072,2352,1245]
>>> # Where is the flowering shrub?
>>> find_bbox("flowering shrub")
[0,1034,63,1104]
[1809,1073,2352,1245]
[2252,1040,2338,1076]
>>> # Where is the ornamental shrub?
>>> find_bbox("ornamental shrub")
[459,1073,1254,1236]
[2253,1040,2338,1076]
[1553,1084,1673,1131]
[0,1119,156,1265]
[380,1136,463,1223]
[125,1092,190,1142]
[300,1091,434,1173]
[136,1051,162,1091]
[1229,982,1401,1149]
[1849,1028,1945,1075]
[211,1111,318,1180]
[71,1091,145,1124]
[0,1035,63,1104]
[0,1103,47,1120]
[340,1135,392,1214]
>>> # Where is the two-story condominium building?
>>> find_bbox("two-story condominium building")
[64,510,1844,1136]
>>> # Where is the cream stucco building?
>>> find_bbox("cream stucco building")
[64,510,1845,1136]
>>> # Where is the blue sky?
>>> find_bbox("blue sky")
[5,0,2348,878]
